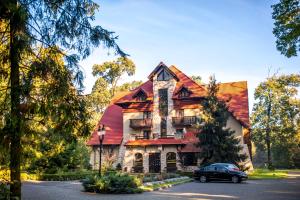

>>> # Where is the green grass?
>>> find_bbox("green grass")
[140,178,192,192]
[248,169,288,180]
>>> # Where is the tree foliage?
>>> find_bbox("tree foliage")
[251,73,300,168]
[197,76,247,166]
[0,1,125,198]
[272,0,300,57]
[191,75,202,85]
[92,57,136,96]
[87,57,140,129]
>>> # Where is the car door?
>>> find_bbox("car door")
[215,166,230,180]
[206,166,218,180]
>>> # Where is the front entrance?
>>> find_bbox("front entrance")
[149,153,161,173]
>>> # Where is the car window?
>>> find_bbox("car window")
[204,166,216,171]
[216,166,227,172]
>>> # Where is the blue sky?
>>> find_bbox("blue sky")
[79,0,300,112]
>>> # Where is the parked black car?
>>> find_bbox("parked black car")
[193,163,248,183]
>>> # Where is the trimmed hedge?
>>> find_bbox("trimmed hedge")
[82,172,143,194]
[36,171,98,181]
[1,170,97,181]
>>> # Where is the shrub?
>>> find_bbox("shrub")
[82,172,143,194]
[0,182,9,200]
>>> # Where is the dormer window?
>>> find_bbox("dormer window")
[178,87,190,98]
[157,69,171,81]
[135,91,147,101]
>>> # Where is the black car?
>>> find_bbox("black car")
[193,163,248,183]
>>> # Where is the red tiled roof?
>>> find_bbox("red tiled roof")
[169,65,207,99]
[115,80,153,104]
[169,65,250,127]
[87,104,123,145]
[217,81,250,127]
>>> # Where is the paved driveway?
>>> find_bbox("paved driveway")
[23,172,300,200]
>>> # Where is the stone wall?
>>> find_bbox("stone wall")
[152,71,177,136]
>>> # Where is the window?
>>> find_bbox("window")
[182,153,197,166]
[175,109,184,117]
[133,153,143,173]
[176,129,184,135]
[158,89,168,116]
[143,111,152,119]
[166,152,177,172]
[135,91,147,101]
[157,69,171,81]
[143,130,150,139]
[161,117,167,137]
[178,87,190,98]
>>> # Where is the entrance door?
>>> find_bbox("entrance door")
[149,153,161,173]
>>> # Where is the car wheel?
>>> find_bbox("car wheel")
[199,175,207,183]
[232,176,239,183]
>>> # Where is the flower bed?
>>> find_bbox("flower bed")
[141,176,192,191]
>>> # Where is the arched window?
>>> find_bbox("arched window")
[166,152,177,172]
[133,153,143,173]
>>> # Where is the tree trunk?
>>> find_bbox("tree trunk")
[9,1,22,199]
[266,91,272,169]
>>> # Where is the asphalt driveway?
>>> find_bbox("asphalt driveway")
[22,172,300,200]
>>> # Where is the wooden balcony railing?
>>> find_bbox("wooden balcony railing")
[172,116,197,126]
[130,118,152,129]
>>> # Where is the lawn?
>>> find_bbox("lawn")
[248,169,289,179]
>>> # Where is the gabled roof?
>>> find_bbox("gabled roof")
[217,81,250,127]
[115,80,153,104]
[132,88,147,99]
[169,65,207,99]
[86,104,123,145]
[148,62,179,81]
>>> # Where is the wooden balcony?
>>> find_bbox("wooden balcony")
[172,116,197,126]
[130,118,152,129]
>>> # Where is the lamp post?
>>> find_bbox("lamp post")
[97,125,105,177]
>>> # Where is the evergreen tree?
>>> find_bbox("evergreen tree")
[197,76,247,166]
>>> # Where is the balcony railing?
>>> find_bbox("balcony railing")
[135,135,150,140]
[172,116,197,126]
[130,118,152,129]
[159,134,175,139]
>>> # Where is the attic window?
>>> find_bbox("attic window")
[178,87,190,98]
[135,91,147,101]
[157,69,171,81]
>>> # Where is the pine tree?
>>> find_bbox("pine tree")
[197,76,247,166]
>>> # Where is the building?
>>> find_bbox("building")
[87,62,253,173]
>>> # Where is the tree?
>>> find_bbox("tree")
[251,74,300,168]
[92,57,135,97]
[272,0,300,57]
[191,75,202,85]
[197,76,247,166]
[87,57,137,129]
[0,1,125,198]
